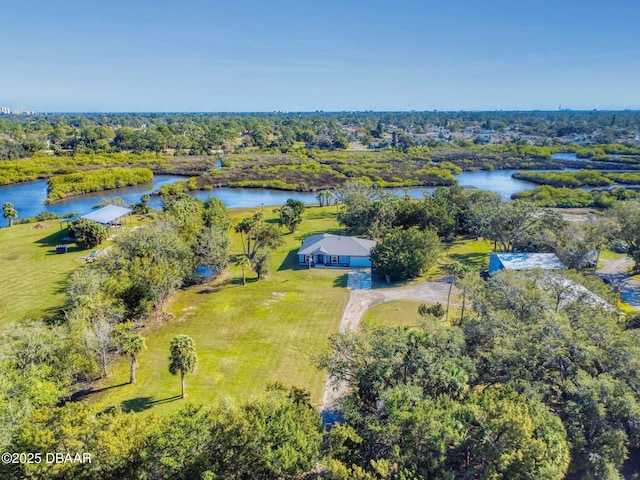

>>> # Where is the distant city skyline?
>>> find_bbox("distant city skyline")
[2,0,639,112]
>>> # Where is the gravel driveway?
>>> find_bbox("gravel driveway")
[321,279,455,415]
[598,256,640,308]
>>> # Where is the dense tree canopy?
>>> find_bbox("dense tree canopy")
[371,228,441,281]
[320,321,571,479]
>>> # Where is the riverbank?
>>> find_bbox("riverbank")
[45,167,154,203]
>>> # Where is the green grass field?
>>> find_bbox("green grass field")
[0,206,508,416]
[363,299,462,328]
[362,300,426,328]
[0,217,151,324]
[0,221,89,323]
[89,206,350,414]
[598,248,627,260]
[444,237,493,271]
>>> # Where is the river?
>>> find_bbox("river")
[0,167,636,220]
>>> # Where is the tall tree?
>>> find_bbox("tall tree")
[443,261,470,323]
[83,319,114,378]
[234,254,251,286]
[316,190,334,207]
[611,199,640,268]
[202,196,231,230]
[192,226,229,277]
[277,198,305,233]
[162,194,204,242]
[235,213,281,258]
[169,335,198,399]
[463,269,640,477]
[3,202,17,227]
[114,323,146,384]
[371,228,441,282]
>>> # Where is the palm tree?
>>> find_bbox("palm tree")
[235,254,251,286]
[168,335,198,398]
[114,323,146,384]
[3,202,17,227]
[443,261,470,323]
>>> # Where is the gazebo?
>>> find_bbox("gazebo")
[60,204,133,230]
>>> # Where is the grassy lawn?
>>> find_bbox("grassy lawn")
[598,248,627,260]
[363,299,462,329]
[0,221,89,323]
[443,237,493,271]
[89,206,349,415]
[0,216,151,324]
[362,300,426,328]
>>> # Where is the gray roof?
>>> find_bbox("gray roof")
[540,274,614,311]
[298,234,376,257]
[493,252,565,271]
[62,205,132,225]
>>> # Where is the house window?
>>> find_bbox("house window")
[305,255,312,263]
[331,255,339,264]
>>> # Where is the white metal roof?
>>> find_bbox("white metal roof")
[61,205,132,225]
[493,252,565,271]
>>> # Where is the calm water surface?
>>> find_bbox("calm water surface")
[0,168,637,221]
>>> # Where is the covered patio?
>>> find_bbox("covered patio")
[60,204,133,230]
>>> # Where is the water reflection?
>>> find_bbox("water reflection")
[1,168,638,221]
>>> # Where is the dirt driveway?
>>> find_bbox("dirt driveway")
[598,256,640,308]
[321,279,455,415]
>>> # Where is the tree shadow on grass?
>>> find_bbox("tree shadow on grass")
[197,287,222,294]
[277,249,304,271]
[68,382,130,402]
[449,252,487,269]
[121,395,182,413]
[195,275,256,292]
[333,274,348,288]
[34,229,86,256]
[35,229,72,247]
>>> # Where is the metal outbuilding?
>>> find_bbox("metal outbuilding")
[488,252,565,276]
[60,205,132,229]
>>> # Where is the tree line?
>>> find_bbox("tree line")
[2,111,640,159]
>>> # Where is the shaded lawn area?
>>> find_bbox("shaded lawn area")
[444,237,494,271]
[90,205,350,415]
[0,216,151,324]
[0,222,87,323]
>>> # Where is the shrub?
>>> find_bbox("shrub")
[68,219,108,249]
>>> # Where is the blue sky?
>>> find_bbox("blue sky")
[1,0,639,112]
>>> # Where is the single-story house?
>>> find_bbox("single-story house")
[297,234,376,268]
[488,252,565,276]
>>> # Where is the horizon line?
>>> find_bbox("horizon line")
[3,108,640,115]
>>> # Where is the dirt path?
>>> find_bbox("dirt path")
[598,256,640,308]
[321,279,455,415]
[598,256,634,275]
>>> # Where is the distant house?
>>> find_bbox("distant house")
[297,234,376,268]
[488,252,565,276]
